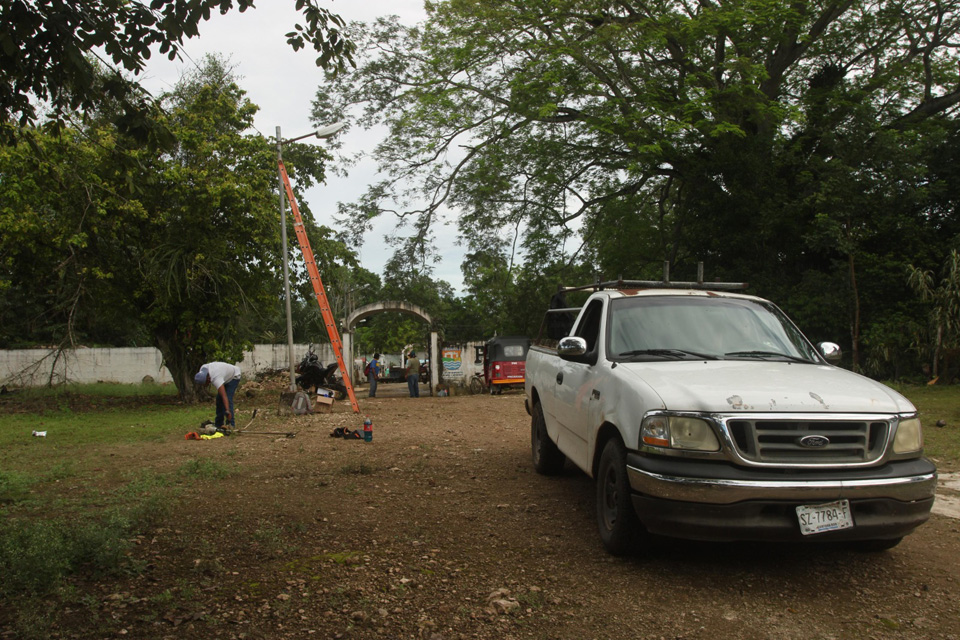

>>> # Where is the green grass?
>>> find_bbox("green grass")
[0,405,211,453]
[0,467,179,640]
[178,458,235,480]
[893,383,960,466]
[339,461,375,475]
[7,381,178,399]
[0,470,33,505]
[0,384,226,638]
[0,476,177,598]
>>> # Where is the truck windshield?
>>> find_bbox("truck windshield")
[608,296,820,362]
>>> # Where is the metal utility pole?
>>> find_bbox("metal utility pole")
[275,122,347,392]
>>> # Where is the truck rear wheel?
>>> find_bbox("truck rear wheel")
[531,401,565,475]
[596,438,640,555]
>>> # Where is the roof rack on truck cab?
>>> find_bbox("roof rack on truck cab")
[561,261,748,293]
[538,262,747,342]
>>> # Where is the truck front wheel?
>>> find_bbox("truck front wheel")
[596,438,640,555]
[531,401,565,475]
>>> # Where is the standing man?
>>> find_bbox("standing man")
[405,351,420,398]
[195,362,242,429]
[368,352,381,398]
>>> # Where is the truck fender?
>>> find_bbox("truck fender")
[592,422,624,480]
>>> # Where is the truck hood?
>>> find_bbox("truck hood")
[620,361,915,414]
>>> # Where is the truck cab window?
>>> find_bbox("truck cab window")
[574,300,603,353]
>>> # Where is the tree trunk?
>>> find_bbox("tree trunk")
[933,324,942,379]
[155,334,201,402]
[848,252,860,371]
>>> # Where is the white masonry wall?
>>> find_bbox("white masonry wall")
[0,344,335,387]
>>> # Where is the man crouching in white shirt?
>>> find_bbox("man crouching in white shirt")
[195,362,242,429]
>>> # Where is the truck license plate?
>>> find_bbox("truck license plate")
[796,500,854,535]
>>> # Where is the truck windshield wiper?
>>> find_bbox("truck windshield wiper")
[618,349,717,360]
[724,350,812,363]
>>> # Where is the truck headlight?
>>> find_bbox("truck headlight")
[893,417,923,454]
[641,416,720,452]
[641,416,670,447]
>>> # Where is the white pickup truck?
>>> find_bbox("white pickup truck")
[525,279,937,555]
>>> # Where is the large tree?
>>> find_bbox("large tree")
[317,0,960,368]
[0,0,354,142]
[0,58,353,398]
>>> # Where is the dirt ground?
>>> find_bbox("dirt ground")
[8,379,960,640]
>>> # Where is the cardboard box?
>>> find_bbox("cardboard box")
[315,390,335,411]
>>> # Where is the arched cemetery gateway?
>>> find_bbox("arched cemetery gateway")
[343,300,440,396]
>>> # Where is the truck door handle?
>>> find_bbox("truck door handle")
[556,372,563,385]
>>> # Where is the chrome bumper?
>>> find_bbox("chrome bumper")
[627,465,937,505]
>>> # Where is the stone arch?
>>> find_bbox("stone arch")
[343,300,439,395]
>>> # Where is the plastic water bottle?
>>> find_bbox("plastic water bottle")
[363,417,373,442]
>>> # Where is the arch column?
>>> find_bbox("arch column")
[341,330,355,382]
[346,300,439,396]
[429,330,439,392]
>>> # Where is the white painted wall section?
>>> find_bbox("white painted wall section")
[0,344,335,387]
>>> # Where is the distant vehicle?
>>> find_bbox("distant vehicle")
[381,363,405,383]
[482,336,530,395]
[380,355,429,384]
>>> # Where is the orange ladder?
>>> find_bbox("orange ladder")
[278,160,360,414]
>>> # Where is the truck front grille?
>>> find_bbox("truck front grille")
[727,419,889,464]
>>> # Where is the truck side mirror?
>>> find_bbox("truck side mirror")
[818,342,842,364]
[557,336,588,358]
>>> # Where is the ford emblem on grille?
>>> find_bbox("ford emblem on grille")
[799,435,830,448]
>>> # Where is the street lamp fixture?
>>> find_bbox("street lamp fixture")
[276,122,347,391]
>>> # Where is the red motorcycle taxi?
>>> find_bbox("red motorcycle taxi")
[480,336,530,395]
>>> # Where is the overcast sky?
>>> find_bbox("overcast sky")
[139,1,469,292]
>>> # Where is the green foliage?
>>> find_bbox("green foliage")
[0,0,353,142]
[0,125,150,348]
[908,250,960,377]
[0,518,74,596]
[320,0,960,374]
[116,471,176,528]
[0,472,177,599]
[347,252,453,353]
[860,313,926,382]
[0,56,359,399]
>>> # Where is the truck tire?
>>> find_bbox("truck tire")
[531,401,565,475]
[596,438,640,555]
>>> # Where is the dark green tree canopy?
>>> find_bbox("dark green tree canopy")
[319,0,960,265]
[0,0,354,141]
[0,56,355,397]
[316,0,960,375]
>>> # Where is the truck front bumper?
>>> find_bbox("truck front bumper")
[625,454,937,542]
